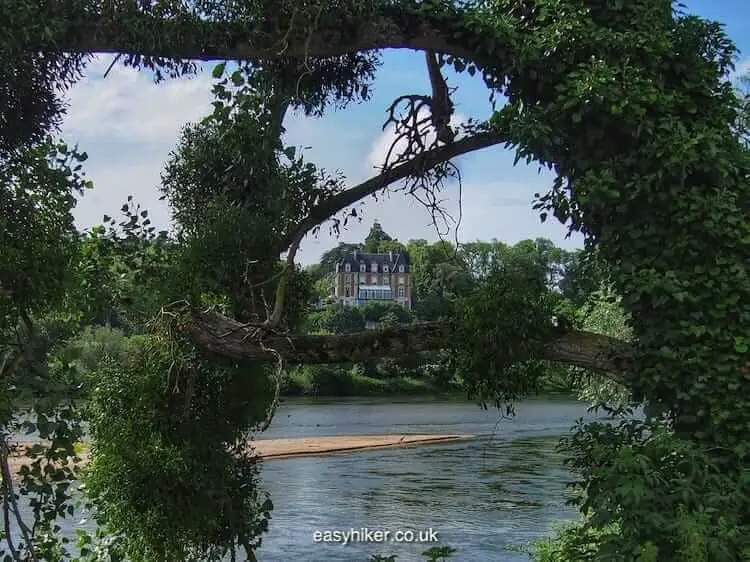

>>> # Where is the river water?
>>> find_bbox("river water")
[255,397,596,561]
[8,397,598,561]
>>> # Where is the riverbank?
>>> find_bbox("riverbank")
[6,433,473,475]
[281,369,576,398]
[282,369,453,396]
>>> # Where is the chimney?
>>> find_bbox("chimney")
[389,250,393,262]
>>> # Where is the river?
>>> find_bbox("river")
[7,396,599,561]
[255,397,596,561]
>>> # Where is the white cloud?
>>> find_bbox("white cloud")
[62,56,582,268]
[63,56,214,145]
[73,152,173,231]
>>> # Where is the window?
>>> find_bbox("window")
[360,263,366,272]
[344,263,351,272]
[383,265,389,273]
[398,286,405,297]
[345,273,351,283]
[383,275,390,284]
[398,264,405,273]
[370,275,377,284]
[371,262,378,272]
[345,287,350,297]
[399,276,405,285]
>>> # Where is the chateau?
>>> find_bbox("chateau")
[333,250,411,309]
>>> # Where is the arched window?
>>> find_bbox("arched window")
[360,263,366,272]
[398,264,405,273]
[345,263,351,272]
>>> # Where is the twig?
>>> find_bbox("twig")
[103,54,122,78]
[0,438,39,561]
[2,476,20,562]
[258,343,284,432]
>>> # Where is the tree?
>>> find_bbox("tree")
[4,1,750,560]
[320,242,363,271]
[363,221,393,252]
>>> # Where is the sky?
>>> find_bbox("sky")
[62,1,750,265]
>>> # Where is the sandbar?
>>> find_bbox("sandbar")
[5,434,473,476]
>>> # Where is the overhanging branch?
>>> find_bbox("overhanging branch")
[44,10,480,62]
[280,130,507,249]
[188,311,634,385]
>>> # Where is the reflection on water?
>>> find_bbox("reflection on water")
[10,397,598,561]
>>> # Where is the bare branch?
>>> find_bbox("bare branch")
[279,130,508,250]
[265,230,304,328]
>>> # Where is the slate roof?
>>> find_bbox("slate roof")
[337,251,409,273]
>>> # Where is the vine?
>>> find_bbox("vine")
[84,309,275,561]
[2,0,750,560]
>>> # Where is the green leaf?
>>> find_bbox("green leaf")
[212,62,226,78]
[735,337,748,353]
[230,70,244,86]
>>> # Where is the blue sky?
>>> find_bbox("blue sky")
[63,1,750,265]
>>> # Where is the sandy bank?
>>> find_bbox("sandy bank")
[254,434,472,459]
[5,434,473,476]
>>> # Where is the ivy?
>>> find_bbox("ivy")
[84,314,275,561]
[3,0,750,560]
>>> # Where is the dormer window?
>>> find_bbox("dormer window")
[344,263,351,273]
[371,262,378,273]
[383,265,389,273]
[398,264,405,273]
[360,263,366,273]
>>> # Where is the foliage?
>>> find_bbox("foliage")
[528,517,620,562]
[3,0,750,559]
[573,285,633,409]
[84,318,275,561]
[0,140,91,333]
[307,305,366,334]
[363,221,393,253]
[369,544,456,561]
[451,250,557,407]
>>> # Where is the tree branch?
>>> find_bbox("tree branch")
[188,311,634,384]
[280,130,507,250]
[266,230,304,327]
[45,10,480,62]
